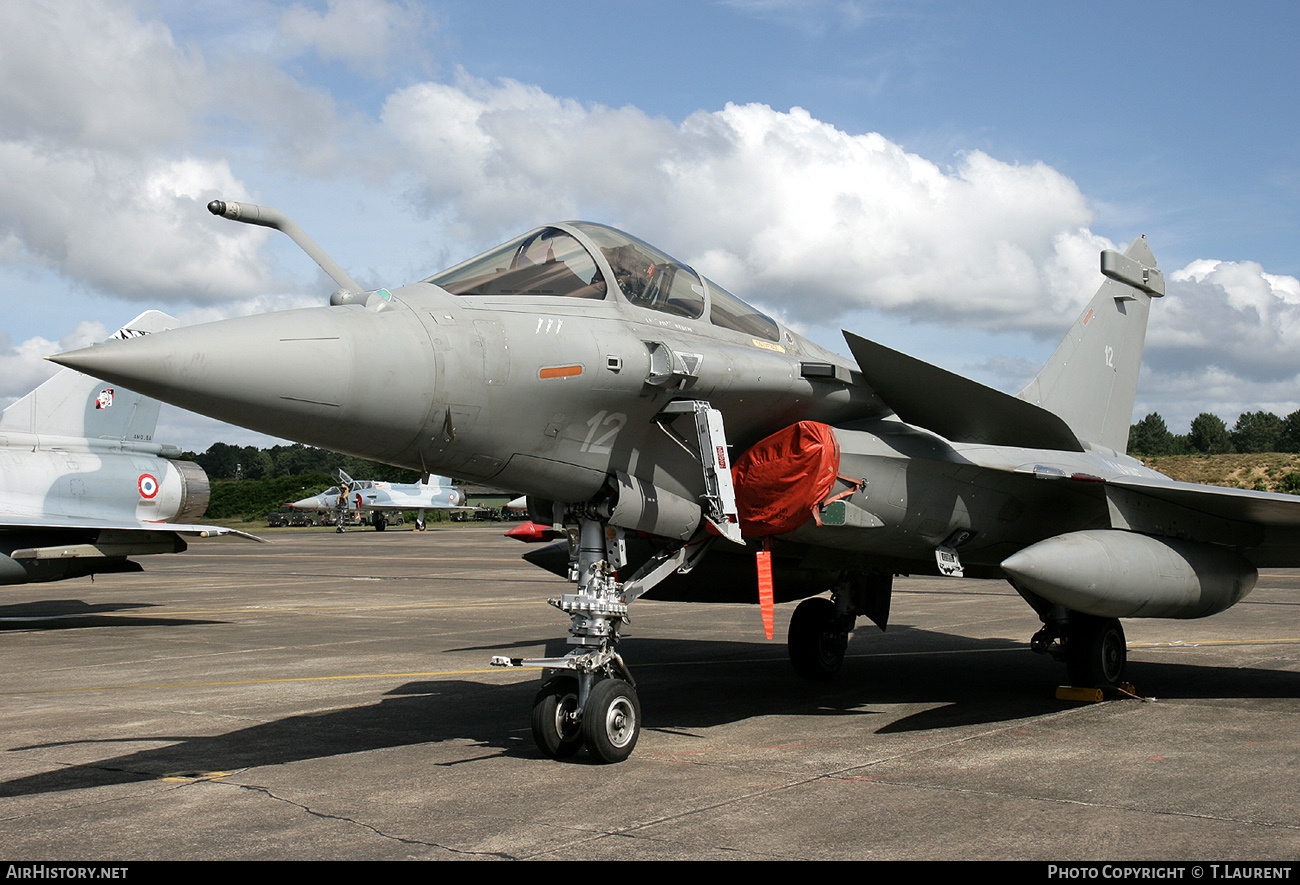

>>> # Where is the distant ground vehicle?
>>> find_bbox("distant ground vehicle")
[268,507,328,527]
[452,507,506,522]
[368,511,404,531]
[320,510,363,527]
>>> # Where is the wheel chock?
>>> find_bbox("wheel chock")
[1057,686,1104,702]
[1056,683,1139,703]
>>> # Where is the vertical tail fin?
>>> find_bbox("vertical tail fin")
[1,311,178,441]
[1017,237,1164,453]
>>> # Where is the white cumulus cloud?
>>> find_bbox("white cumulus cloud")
[382,78,1108,332]
[5,1,1300,445]
[0,146,280,302]
[280,0,434,77]
[0,1,315,306]
[378,72,1300,430]
[0,321,109,408]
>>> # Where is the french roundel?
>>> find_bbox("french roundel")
[138,473,159,499]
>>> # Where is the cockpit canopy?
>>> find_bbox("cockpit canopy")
[324,480,373,496]
[425,222,780,341]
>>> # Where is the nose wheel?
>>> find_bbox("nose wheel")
[529,671,641,763]
[497,515,651,762]
[581,678,641,763]
[531,675,583,758]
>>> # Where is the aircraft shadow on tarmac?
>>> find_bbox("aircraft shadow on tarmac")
[0,598,227,630]
[5,625,1300,795]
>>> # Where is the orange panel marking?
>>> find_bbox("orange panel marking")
[539,365,583,379]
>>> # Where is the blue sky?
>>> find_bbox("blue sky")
[2,0,1298,450]
[437,1,1300,271]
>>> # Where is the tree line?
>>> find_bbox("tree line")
[1128,410,1300,457]
[191,417,1300,476]
[183,442,424,484]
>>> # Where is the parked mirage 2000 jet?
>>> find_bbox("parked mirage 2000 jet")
[1,311,254,584]
[289,468,469,530]
[52,199,1300,762]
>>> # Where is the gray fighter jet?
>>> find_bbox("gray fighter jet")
[51,201,1300,762]
[289,468,469,531]
[2,311,254,584]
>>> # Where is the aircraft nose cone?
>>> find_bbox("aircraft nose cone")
[51,305,438,462]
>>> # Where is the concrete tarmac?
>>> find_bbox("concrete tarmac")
[2,526,1298,861]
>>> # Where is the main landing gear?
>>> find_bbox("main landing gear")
[787,573,891,681]
[788,597,852,680]
[1031,612,1128,686]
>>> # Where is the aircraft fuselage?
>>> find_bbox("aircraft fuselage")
[0,433,207,526]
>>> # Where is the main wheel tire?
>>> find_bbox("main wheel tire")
[1067,616,1127,686]
[531,675,583,758]
[788,596,848,680]
[581,678,640,763]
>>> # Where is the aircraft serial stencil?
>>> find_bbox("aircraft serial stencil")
[53,200,1299,762]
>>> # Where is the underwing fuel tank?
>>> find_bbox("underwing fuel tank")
[1001,529,1257,619]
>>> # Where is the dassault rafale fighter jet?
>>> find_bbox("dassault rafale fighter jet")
[289,468,468,530]
[2,311,253,584]
[52,200,1300,762]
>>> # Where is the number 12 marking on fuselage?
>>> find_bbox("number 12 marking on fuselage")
[581,410,626,454]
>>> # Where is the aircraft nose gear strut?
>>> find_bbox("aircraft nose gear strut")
[493,514,714,762]
[491,517,641,762]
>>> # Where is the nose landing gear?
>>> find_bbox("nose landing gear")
[494,517,655,763]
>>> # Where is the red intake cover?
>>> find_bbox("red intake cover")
[732,421,840,537]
